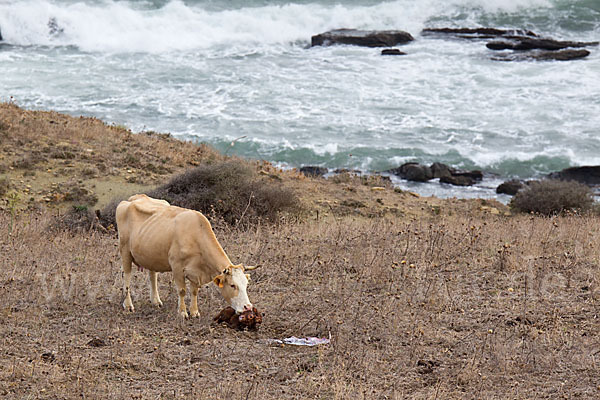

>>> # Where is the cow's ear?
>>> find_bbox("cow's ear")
[213,274,224,288]
[245,274,251,281]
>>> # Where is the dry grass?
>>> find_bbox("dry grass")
[2,103,597,398]
[1,208,599,399]
[0,102,223,209]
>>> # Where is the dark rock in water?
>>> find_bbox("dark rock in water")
[492,49,590,62]
[311,29,414,48]
[333,168,361,174]
[453,170,483,182]
[381,49,406,56]
[422,27,537,40]
[387,162,483,185]
[48,17,64,37]
[299,166,328,177]
[548,166,600,185]
[387,163,433,182]
[438,169,483,186]
[440,175,475,186]
[0,27,3,41]
[487,37,598,51]
[430,162,453,179]
[496,179,527,195]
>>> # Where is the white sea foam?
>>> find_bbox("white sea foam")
[0,0,564,53]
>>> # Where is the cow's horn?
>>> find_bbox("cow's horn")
[244,265,259,271]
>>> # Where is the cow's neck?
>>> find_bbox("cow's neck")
[195,245,232,285]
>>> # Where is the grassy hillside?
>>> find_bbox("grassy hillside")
[1,104,599,399]
[0,102,508,220]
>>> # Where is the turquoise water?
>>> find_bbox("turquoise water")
[1,0,599,199]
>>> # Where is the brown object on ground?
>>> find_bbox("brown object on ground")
[214,306,263,331]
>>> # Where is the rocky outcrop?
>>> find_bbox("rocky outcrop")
[311,29,414,48]
[422,26,595,62]
[430,162,453,179]
[487,37,598,51]
[496,179,527,195]
[492,49,590,61]
[440,175,474,186]
[548,166,600,185]
[387,162,483,186]
[439,170,483,186]
[422,27,537,40]
[381,49,406,56]
[387,163,433,182]
[299,166,328,177]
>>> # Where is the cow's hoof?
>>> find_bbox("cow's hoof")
[190,310,200,318]
[179,311,189,320]
[123,303,135,313]
[152,299,163,308]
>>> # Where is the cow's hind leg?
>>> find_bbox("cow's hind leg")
[173,269,188,319]
[148,270,163,307]
[189,280,200,318]
[121,250,135,312]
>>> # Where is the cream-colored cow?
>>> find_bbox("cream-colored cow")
[115,194,255,319]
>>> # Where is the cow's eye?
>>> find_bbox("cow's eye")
[230,284,236,289]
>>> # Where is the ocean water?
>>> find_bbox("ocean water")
[1,0,599,200]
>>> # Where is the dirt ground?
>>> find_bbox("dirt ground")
[1,104,599,399]
[1,209,600,399]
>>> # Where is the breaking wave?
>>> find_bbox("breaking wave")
[0,0,595,53]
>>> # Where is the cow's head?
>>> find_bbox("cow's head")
[213,264,255,313]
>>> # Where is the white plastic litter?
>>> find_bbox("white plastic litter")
[284,336,330,346]
[259,336,330,346]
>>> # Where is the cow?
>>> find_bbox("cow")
[115,194,256,319]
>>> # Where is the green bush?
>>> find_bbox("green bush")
[509,179,594,215]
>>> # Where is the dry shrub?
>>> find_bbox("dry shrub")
[51,205,100,233]
[0,176,10,197]
[11,152,47,169]
[51,149,75,159]
[149,160,301,226]
[81,166,98,177]
[97,198,121,231]
[510,179,594,215]
[62,181,98,206]
[98,160,301,229]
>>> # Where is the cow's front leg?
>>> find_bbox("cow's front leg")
[173,270,188,319]
[189,281,200,318]
[148,270,163,307]
[121,250,135,312]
